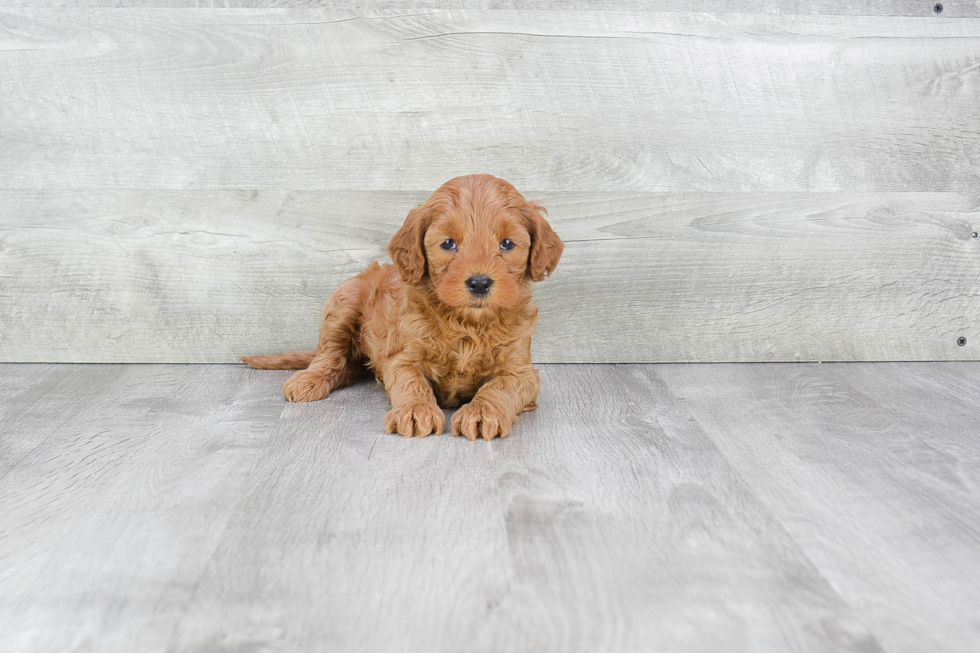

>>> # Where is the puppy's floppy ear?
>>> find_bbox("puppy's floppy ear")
[522,200,563,282]
[388,204,429,285]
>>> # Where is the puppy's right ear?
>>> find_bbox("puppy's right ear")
[388,204,428,285]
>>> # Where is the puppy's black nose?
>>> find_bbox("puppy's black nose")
[466,275,494,296]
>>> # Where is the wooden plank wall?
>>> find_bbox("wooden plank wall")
[1,3,978,363]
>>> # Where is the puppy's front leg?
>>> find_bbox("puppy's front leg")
[382,361,445,438]
[452,368,540,441]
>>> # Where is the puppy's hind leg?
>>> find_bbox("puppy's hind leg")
[283,276,366,403]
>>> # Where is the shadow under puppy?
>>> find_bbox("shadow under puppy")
[242,174,563,440]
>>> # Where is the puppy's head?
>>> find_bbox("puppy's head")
[388,174,563,318]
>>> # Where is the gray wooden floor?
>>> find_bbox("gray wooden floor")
[1,363,978,653]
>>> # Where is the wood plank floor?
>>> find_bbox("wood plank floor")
[1,363,978,653]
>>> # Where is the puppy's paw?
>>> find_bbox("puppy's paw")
[452,401,513,441]
[385,401,445,438]
[283,369,333,402]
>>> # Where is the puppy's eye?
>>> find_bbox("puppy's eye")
[500,238,516,251]
[440,238,457,251]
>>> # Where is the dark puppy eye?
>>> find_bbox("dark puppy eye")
[500,238,516,251]
[440,238,457,251]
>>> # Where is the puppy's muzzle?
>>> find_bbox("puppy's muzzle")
[466,275,494,296]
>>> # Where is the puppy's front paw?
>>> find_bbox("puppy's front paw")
[452,401,513,441]
[385,401,445,438]
[283,369,332,402]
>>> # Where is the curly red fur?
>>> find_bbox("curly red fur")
[241,174,563,440]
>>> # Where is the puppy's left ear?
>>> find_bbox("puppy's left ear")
[388,204,429,285]
[522,200,563,282]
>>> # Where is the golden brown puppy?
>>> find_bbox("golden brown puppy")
[241,174,563,440]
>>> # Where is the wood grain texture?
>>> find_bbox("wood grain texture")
[479,364,881,653]
[0,364,286,653]
[0,363,903,653]
[658,362,980,653]
[5,362,980,651]
[3,2,980,17]
[1,190,977,363]
[3,7,979,363]
[1,9,979,192]
[0,364,125,478]
[166,374,517,653]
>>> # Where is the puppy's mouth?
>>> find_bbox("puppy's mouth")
[461,288,496,317]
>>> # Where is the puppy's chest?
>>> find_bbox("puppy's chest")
[425,335,499,406]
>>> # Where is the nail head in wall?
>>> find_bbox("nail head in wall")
[934,3,944,13]
[973,232,979,238]
[957,337,967,346]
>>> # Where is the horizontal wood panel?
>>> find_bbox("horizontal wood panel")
[1,10,979,192]
[2,2,979,17]
[1,189,977,363]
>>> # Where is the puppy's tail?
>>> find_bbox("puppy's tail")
[240,350,315,370]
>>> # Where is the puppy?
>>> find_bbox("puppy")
[241,174,563,440]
